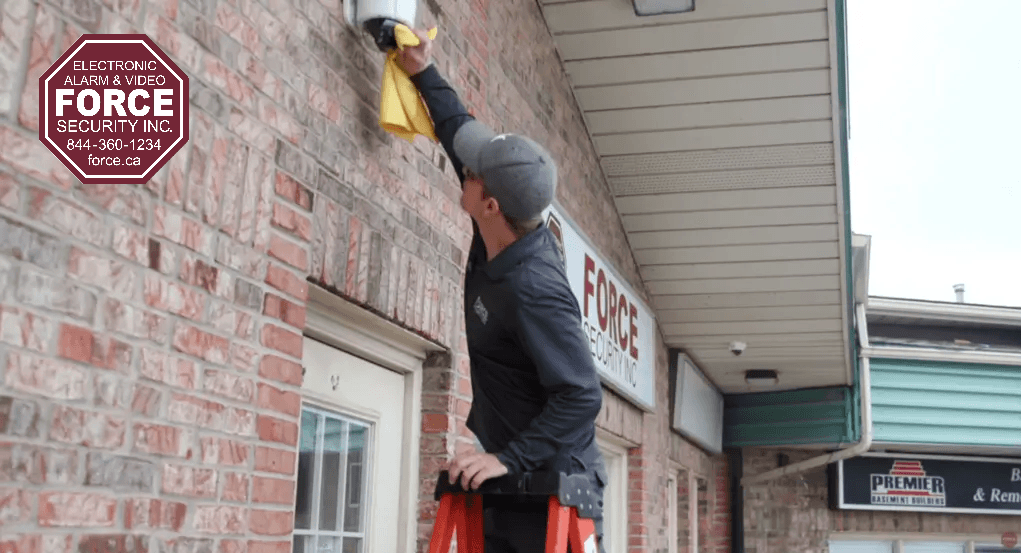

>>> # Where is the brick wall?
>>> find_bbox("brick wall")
[742,448,1019,553]
[0,0,725,552]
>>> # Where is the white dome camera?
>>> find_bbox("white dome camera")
[345,0,418,51]
[729,341,747,356]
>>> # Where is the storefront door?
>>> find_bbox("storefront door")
[295,338,406,553]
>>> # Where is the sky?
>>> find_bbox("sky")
[847,1,1021,307]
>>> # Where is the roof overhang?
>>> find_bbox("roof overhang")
[539,0,855,394]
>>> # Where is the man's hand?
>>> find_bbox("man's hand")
[395,27,434,76]
[447,451,509,491]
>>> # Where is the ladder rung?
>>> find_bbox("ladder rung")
[433,470,601,519]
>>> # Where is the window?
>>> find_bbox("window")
[294,408,373,553]
[831,540,1015,553]
[596,437,629,553]
[829,542,894,553]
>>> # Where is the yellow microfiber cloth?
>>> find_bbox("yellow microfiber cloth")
[380,24,439,143]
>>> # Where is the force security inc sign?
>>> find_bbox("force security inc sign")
[543,205,656,410]
[833,453,1021,515]
[39,34,189,184]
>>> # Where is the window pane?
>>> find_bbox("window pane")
[295,411,320,530]
[315,536,342,553]
[828,541,893,553]
[319,417,347,531]
[344,424,368,532]
[292,536,313,553]
[903,542,964,553]
[343,538,362,553]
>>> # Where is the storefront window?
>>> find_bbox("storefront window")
[294,407,372,553]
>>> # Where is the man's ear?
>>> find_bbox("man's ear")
[481,196,502,219]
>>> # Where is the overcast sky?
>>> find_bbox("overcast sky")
[847,1,1021,307]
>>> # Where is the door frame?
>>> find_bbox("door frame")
[304,284,445,553]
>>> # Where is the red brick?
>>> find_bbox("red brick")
[254,447,294,475]
[271,203,312,242]
[180,256,220,294]
[200,437,251,466]
[103,299,168,344]
[220,540,247,553]
[256,415,298,446]
[246,542,288,553]
[133,423,192,458]
[5,351,87,400]
[193,505,247,534]
[0,173,20,212]
[455,399,471,418]
[0,125,73,190]
[38,492,116,527]
[0,487,32,526]
[0,307,53,354]
[132,384,163,417]
[258,355,302,386]
[57,324,93,363]
[422,414,449,433]
[162,463,217,498]
[78,534,148,553]
[139,348,197,389]
[267,234,307,270]
[203,369,255,402]
[231,343,259,373]
[251,476,294,505]
[144,274,204,320]
[262,294,306,329]
[264,263,307,301]
[223,407,257,437]
[90,337,133,372]
[248,509,292,536]
[274,172,312,210]
[167,393,225,430]
[256,383,301,417]
[67,247,138,300]
[260,324,302,358]
[49,406,126,449]
[222,473,250,502]
[173,324,230,365]
[0,535,41,553]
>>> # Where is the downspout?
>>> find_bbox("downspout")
[739,304,873,486]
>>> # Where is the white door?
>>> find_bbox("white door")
[295,339,406,553]
[596,437,628,553]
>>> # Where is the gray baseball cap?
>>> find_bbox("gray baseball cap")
[453,120,557,222]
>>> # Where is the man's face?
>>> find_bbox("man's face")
[460,169,487,221]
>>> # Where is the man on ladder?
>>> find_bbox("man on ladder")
[395,28,609,553]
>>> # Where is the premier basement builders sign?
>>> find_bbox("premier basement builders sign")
[832,453,1021,515]
[542,205,655,411]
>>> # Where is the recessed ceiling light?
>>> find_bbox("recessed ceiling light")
[632,0,695,16]
[745,369,779,387]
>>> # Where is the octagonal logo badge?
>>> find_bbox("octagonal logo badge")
[38,34,189,185]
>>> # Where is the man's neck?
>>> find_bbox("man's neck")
[477,222,520,261]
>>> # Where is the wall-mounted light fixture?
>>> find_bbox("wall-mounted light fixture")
[744,369,779,387]
[632,0,694,16]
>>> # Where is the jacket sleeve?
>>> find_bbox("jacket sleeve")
[410,64,486,259]
[410,64,473,187]
[496,268,603,474]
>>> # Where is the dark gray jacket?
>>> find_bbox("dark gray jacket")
[411,65,605,479]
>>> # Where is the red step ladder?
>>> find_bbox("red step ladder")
[427,470,599,553]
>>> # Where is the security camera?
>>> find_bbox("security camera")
[729,341,747,356]
[345,0,418,51]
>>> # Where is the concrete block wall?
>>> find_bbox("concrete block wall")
[0,0,728,552]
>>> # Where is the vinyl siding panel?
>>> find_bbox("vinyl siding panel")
[723,386,856,447]
[870,358,1021,447]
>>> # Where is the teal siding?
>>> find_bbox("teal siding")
[723,386,857,447]
[870,358,1021,447]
